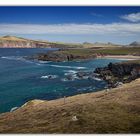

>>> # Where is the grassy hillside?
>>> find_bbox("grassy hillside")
[0,78,140,133]
[58,47,140,56]
[0,35,28,41]
[94,47,140,55]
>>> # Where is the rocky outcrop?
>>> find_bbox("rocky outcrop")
[94,61,140,88]
[28,51,97,62]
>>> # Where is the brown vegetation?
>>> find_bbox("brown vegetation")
[0,79,140,133]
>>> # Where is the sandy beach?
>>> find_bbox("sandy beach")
[101,55,140,60]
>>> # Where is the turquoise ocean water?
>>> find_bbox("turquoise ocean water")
[0,48,124,113]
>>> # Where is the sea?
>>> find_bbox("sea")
[0,48,124,113]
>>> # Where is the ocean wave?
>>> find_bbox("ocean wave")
[77,86,96,92]
[1,56,23,61]
[63,70,103,81]
[1,56,42,66]
[10,106,18,112]
[49,64,86,69]
[1,56,32,63]
[36,63,43,66]
[41,75,58,79]
[63,70,92,81]
[92,77,102,81]
[64,70,77,75]
[38,60,51,64]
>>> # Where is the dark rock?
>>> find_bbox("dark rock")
[76,72,87,79]
[65,75,74,81]
[27,50,97,62]
[94,62,140,88]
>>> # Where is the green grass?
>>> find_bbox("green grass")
[58,47,140,56]
[59,49,93,56]
[93,47,140,55]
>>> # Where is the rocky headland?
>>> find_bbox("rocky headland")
[27,50,98,62]
[0,35,51,48]
[0,35,82,48]
[59,60,140,88]
[94,60,140,88]
[26,44,140,62]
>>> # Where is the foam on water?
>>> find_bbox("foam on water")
[1,56,37,65]
[1,56,23,60]
[38,60,51,64]
[64,70,77,75]
[41,75,58,79]
[77,86,96,92]
[93,77,102,81]
[49,64,86,69]
[10,107,18,112]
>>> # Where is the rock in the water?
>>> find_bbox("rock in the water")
[94,61,140,88]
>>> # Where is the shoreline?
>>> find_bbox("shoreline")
[0,78,140,133]
[1,78,140,113]
[100,55,140,60]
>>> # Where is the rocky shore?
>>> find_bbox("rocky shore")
[27,50,97,62]
[94,60,140,88]
[27,48,140,88]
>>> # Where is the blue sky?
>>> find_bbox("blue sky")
[0,6,140,44]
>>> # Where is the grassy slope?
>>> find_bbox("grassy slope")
[0,36,28,41]
[0,79,140,133]
[57,47,140,56]
[94,47,140,55]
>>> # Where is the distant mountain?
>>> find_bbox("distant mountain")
[82,41,122,48]
[0,35,51,48]
[129,41,140,47]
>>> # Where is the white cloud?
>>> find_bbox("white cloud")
[120,12,140,22]
[0,23,140,36]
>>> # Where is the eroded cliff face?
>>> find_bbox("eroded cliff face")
[94,61,140,87]
[0,36,51,48]
[0,40,47,48]
[0,35,82,48]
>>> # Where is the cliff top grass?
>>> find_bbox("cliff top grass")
[0,78,140,133]
[0,35,28,41]
[58,47,140,56]
[94,47,140,55]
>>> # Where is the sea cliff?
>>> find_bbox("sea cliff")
[94,60,140,88]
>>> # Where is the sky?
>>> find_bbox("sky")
[0,6,140,44]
